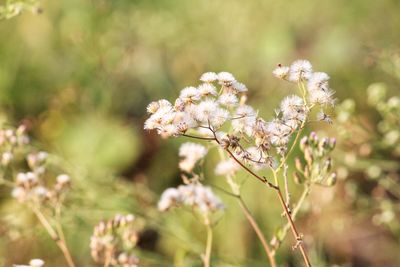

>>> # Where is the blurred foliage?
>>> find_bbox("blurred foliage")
[0,0,399,266]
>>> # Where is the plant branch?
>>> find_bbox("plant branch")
[32,208,76,267]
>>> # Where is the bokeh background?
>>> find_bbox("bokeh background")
[0,0,399,266]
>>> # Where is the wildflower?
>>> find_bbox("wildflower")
[200,72,218,83]
[289,60,313,82]
[280,95,307,128]
[217,71,236,86]
[198,83,217,97]
[267,120,292,147]
[158,188,181,211]
[231,105,257,136]
[307,72,330,91]
[273,65,290,80]
[232,81,248,93]
[158,183,224,215]
[308,87,336,106]
[179,86,201,103]
[178,143,207,173]
[218,93,238,107]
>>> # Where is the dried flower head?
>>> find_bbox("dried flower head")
[90,214,141,267]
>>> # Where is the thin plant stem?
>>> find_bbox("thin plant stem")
[216,149,277,267]
[183,130,312,266]
[32,208,76,267]
[237,196,277,267]
[272,185,311,253]
[203,223,213,267]
[272,172,312,267]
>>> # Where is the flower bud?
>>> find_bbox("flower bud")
[326,173,337,186]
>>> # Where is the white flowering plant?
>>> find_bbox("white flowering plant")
[0,125,75,267]
[145,60,338,267]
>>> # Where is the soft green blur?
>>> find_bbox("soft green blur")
[0,0,400,266]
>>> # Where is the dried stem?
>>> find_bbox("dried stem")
[216,148,277,267]
[184,130,312,266]
[272,184,311,253]
[237,196,277,267]
[32,208,76,267]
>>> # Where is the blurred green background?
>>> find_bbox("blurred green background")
[0,0,400,266]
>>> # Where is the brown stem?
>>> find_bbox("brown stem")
[237,197,277,267]
[275,189,312,267]
[183,131,311,266]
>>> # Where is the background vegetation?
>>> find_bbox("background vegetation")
[0,0,399,266]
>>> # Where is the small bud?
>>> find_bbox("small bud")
[293,172,304,184]
[309,131,318,146]
[326,173,337,186]
[299,136,308,151]
[295,157,303,172]
[322,157,332,173]
[304,148,313,166]
[329,138,336,150]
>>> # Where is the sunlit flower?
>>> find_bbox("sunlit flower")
[289,60,313,82]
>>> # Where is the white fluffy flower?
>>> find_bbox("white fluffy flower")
[232,81,248,92]
[280,95,307,125]
[158,188,180,211]
[194,100,219,122]
[308,88,336,106]
[159,183,224,214]
[267,120,292,147]
[273,65,290,79]
[194,100,229,128]
[198,83,217,97]
[215,159,240,175]
[200,72,218,83]
[178,143,207,172]
[289,60,313,82]
[179,87,201,103]
[217,72,236,85]
[231,105,257,136]
[245,147,268,170]
[307,72,330,91]
[218,93,238,107]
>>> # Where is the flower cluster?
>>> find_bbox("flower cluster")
[145,60,335,167]
[0,125,29,167]
[273,60,336,107]
[158,183,224,215]
[11,151,71,204]
[294,132,336,186]
[90,214,141,267]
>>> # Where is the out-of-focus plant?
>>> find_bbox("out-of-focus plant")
[90,214,142,267]
[0,0,41,20]
[0,125,75,267]
[336,82,400,233]
[144,60,338,266]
